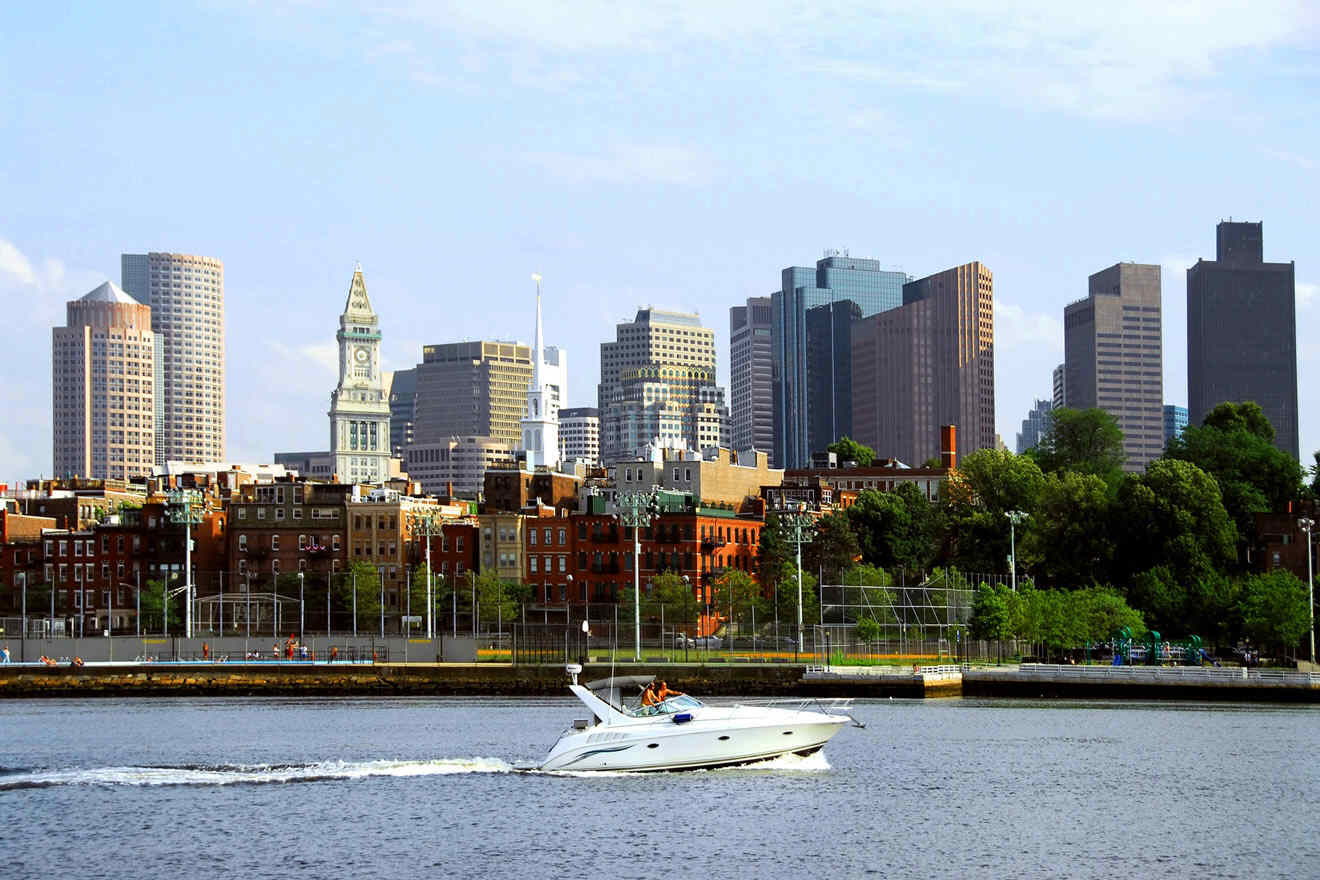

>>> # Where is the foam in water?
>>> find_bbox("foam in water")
[0,757,516,791]
[0,750,831,790]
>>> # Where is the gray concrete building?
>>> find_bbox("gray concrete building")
[1187,221,1298,458]
[121,252,224,465]
[1052,363,1066,409]
[52,282,157,480]
[729,297,773,461]
[1064,263,1164,472]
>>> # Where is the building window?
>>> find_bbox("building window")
[529,530,537,546]
[530,557,538,573]
[240,534,249,552]
[271,535,280,551]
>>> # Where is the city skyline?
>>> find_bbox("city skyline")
[2,2,1317,478]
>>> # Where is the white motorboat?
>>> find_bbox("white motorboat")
[536,665,864,772]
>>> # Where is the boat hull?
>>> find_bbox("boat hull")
[538,710,848,772]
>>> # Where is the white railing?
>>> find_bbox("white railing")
[965,663,1320,687]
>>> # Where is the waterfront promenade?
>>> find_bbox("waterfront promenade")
[2,659,1317,701]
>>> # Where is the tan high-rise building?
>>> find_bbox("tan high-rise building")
[598,308,728,463]
[851,262,995,464]
[413,341,534,448]
[121,251,225,464]
[52,282,157,480]
[1065,262,1163,472]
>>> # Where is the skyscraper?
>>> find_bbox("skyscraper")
[328,266,392,484]
[387,368,417,459]
[851,262,996,464]
[1052,363,1066,409]
[1017,399,1053,453]
[558,407,601,465]
[1163,404,1188,449]
[729,297,773,458]
[121,252,224,464]
[52,282,157,480]
[772,253,908,469]
[1064,263,1164,472]
[1187,221,1298,458]
[598,308,727,463]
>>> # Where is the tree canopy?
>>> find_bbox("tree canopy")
[1034,407,1126,481]
[827,436,875,467]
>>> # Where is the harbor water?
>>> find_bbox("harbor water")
[2,696,1315,879]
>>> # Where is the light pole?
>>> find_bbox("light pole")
[165,489,204,638]
[408,510,444,640]
[298,571,305,644]
[1005,510,1027,592]
[617,489,659,661]
[1300,517,1315,665]
[778,505,815,655]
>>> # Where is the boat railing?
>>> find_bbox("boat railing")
[732,696,855,716]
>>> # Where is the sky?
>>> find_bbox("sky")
[2,0,1317,481]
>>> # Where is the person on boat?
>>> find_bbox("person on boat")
[655,680,683,701]
[641,682,659,706]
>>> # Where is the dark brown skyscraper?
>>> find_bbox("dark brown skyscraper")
[851,262,995,464]
[729,297,773,459]
[1187,221,1298,459]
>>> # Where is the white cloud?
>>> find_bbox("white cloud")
[0,239,37,285]
[1263,148,1317,171]
[995,300,1063,353]
[522,144,714,186]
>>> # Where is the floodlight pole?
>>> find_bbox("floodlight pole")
[617,489,658,661]
[1300,517,1315,665]
[779,505,815,655]
[1005,510,1028,592]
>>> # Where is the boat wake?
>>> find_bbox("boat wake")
[0,757,517,791]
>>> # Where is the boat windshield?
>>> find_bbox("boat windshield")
[629,694,702,717]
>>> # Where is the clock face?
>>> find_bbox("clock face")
[354,347,369,363]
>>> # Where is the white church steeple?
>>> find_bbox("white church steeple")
[522,273,559,471]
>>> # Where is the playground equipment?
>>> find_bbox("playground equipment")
[1090,629,1214,666]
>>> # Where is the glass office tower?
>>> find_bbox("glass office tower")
[771,253,908,469]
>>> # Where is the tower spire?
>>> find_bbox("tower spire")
[532,273,543,387]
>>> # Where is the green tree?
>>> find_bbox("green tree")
[1035,407,1126,481]
[1239,570,1310,652]
[969,583,1013,641]
[331,561,384,632]
[847,483,936,572]
[1116,459,1237,588]
[651,571,700,632]
[757,513,793,594]
[476,571,529,628]
[1165,401,1303,553]
[1069,588,1145,645]
[940,448,1044,574]
[803,512,860,584]
[827,435,875,467]
[770,561,819,637]
[1024,471,1114,587]
[710,569,766,636]
[854,617,884,644]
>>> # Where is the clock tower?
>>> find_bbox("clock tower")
[329,265,391,484]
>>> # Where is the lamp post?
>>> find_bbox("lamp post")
[165,489,204,638]
[1005,510,1027,592]
[408,510,444,640]
[298,571,305,644]
[617,489,659,661]
[1300,517,1315,665]
[778,504,815,655]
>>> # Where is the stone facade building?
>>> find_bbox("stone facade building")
[52,282,157,480]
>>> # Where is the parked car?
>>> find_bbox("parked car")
[691,636,722,650]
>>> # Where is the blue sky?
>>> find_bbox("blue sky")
[2,0,1317,479]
